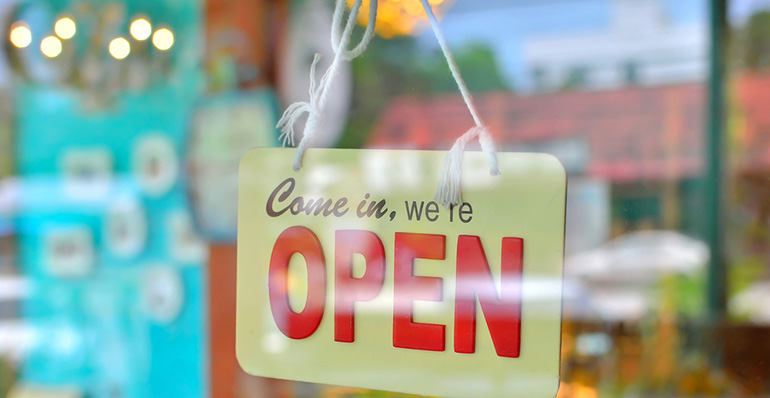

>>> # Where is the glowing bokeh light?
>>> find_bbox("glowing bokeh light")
[347,0,449,38]
[130,18,152,41]
[9,23,32,48]
[54,17,76,39]
[109,37,131,60]
[40,35,62,58]
[152,28,174,51]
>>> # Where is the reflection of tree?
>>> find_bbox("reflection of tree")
[744,12,770,69]
[421,43,511,93]
[338,33,510,148]
[561,66,589,91]
[732,11,770,70]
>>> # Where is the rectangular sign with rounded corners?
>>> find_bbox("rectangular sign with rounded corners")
[237,148,566,398]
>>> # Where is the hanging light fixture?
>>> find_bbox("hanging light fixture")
[5,4,181,108]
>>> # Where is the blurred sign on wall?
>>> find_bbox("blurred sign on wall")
[187,90,280,241]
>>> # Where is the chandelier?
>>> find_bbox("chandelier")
[4,2,178,110]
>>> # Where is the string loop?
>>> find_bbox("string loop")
[277,0,500,207]
[418,0,500,208]
[332,0,379,60]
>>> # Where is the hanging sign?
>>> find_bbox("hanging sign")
[7,384,82,398]
[236,148,566,398]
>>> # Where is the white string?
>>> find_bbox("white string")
[278,0,498,208]
[277,0,378,171]
[419,0,500,208]
[332,0,378,60]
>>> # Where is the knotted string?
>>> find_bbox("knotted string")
[418,0,500,208]
[278,0,499,208]
[277,0,378,171]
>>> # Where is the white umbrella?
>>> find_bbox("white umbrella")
[564,231,710,321]
[566,230,709,282]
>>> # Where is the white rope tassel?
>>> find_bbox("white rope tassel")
[435,126,500,207]
[276,0,378,171]
[419,0,500,208]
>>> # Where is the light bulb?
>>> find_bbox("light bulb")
[54,17,76,39]
[9,23,32,48]
[130,18,152,41]
[109,37,131,60]
[40,35,62,58]
[152,28,174,51]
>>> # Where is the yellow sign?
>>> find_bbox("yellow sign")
[7,384,82,398]
[237,148,566,398]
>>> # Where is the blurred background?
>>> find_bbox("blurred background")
[0,0,769,397]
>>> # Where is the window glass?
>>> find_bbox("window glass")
[1,0,770,397]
